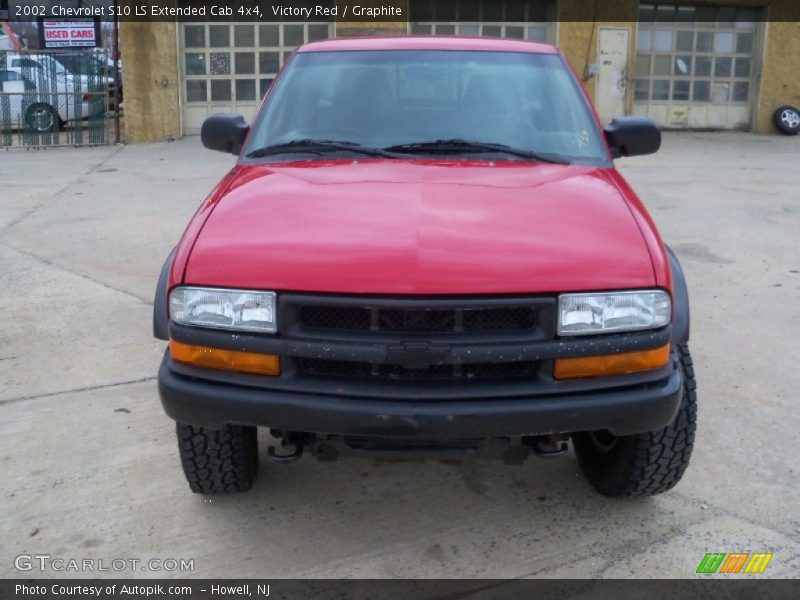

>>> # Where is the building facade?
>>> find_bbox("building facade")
[119,0,800,142]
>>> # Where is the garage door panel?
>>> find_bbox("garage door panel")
[707,105,728,128]
[728,105,751,129]
[648,105,670,125]
[687,105,708,128]
[239,106,259,123]
[668,105,689,127]
[183,106,210,131]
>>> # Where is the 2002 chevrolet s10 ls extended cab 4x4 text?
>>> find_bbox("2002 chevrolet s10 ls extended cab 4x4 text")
[154,36,695,498]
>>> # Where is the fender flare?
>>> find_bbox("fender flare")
[666,245,690,344]
[153,248,176,341]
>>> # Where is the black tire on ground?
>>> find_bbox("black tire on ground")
[572,343,697,497]
[176,422,259,494]
[24,103,60,134]
[773,105,800,135]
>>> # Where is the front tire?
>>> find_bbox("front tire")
[176,422,259,494]
[573,344,697,497]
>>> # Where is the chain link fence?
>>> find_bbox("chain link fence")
[0,48,118,147]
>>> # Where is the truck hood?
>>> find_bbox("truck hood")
[184,160,655,294]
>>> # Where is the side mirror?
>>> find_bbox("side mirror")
[604,116,661,158]
[201,113,249,155]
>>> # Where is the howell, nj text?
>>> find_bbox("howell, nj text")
[207,584,270,596]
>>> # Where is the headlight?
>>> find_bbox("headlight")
[169,287,277,333]
[557,290,670,336]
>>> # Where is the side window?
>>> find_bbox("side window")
[0,69,19,83]
[12,58,42,70]
[0,69,35,91]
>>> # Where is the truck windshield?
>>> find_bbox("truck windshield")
[245,50,608,164]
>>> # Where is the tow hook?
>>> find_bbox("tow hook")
[529,434,569,458]
[268,441,304,462]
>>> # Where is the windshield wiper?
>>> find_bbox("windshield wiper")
[383,139,569,164]
[245,139,397,159]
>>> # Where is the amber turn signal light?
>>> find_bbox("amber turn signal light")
[169,339,280,376]
[553,343,670,380]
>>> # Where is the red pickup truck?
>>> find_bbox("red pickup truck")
[154,37,695,498]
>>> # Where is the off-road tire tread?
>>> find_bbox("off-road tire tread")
[573,343,697,497]
[176,422,258,494]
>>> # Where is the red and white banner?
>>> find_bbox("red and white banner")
[1,22,22,51]
[41,20,97,48]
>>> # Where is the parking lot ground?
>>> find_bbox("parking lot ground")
[1,133,799,578]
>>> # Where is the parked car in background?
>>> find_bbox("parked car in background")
[51,50,122,108]
[0,52,106,133]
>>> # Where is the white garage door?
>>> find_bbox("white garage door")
[633,3,763,129]
[180,22,332,135]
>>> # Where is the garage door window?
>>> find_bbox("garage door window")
[409,0,557,43]
[635,4,758,108]
[180,22,332,134]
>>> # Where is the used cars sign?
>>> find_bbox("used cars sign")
[40,20,99,48]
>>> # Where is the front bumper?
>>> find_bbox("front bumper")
[158,350,682,438]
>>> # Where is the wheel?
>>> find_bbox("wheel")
[176,422,259,494]
[24,103,60,134]
[572,343,697,497]
[773,105,800,135]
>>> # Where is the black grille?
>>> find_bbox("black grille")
[379,308,456,332]
[296,358,537,380]
[282,295,554,385]
[299,305,371,330]
[297,305,536,333]
[462,307,535,331]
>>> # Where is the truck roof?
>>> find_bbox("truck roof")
[298,35,559,54]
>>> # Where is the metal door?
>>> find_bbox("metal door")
[596,28,631,125]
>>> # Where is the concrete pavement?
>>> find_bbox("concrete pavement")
[1,133,798,578]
